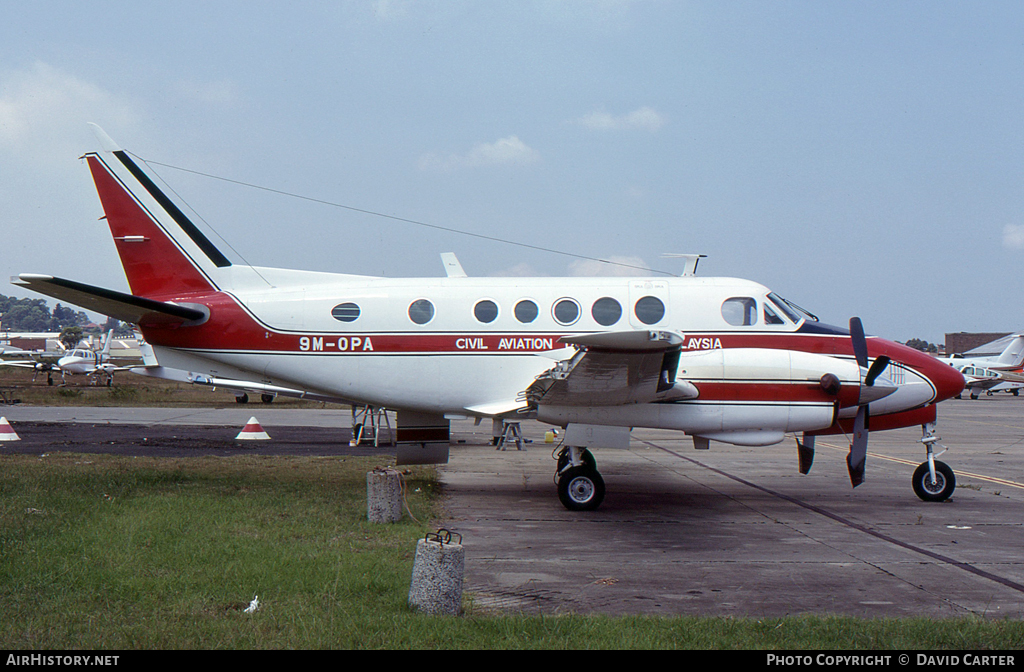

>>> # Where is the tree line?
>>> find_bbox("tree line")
[0,294,132,336]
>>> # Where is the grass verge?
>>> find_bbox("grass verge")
[0,453,1022,649]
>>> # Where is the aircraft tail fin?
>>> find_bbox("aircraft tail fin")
[100,328,114,356]
[995,335,1024,367]
[83,124,231,299]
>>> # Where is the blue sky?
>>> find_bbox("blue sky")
[1,1,1022,343]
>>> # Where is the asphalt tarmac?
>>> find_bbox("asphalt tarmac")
[2,398,1023,619]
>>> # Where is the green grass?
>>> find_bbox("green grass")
[1,453,1022,649]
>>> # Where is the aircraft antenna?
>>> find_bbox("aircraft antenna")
[131,154,676,277]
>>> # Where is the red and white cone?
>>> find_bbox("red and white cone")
[235,417,271,440]
[0,417,20,442]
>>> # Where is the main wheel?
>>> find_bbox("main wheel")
[912,461,955,502]
[557,466,605,511]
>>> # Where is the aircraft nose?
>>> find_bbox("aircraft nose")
[924,356,966,401]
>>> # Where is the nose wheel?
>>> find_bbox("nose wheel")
[912,460,955,502]
[914,422,956,502]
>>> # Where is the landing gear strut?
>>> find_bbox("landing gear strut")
[913,422,955,502]
[555,446,604,511]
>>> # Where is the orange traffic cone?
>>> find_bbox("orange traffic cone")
[235,417,271,440]
[0,417,20,442]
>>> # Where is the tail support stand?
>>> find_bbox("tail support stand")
[495,420,526,451]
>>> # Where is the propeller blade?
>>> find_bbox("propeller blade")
[846,406,868,487]
[864,355,891,387]
[849,317,868,369]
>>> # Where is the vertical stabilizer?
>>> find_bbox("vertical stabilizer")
[996,335,1024,368]
[85,124,231,298]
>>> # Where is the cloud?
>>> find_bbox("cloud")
[488,262,547,277]
[419,135,541,171]
[1003,224,1024,250]
[0,62,141,165]
[575,106,666,132]
[568,255,651,276]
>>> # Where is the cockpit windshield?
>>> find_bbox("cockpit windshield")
[768,293,818,323]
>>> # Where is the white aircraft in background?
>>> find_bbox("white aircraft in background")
[939,334,1024,398]
[55,329,136,385]
[1,329,134,385]
[13,125,965,510]
[951,363,1024,399]
[939,334,1024,371]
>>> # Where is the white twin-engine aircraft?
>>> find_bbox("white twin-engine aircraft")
[14,125,965,510]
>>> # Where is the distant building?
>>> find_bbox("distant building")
[945,332,1012,356]
[0,332,62,352]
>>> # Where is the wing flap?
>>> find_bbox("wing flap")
[528,330,697,407]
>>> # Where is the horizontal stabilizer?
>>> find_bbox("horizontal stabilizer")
[12,274,206,326]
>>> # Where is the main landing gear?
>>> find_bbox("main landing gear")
[555,446,604,511]
[913,422,955,502]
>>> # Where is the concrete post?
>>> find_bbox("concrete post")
[408,531,464,615]
[366,468,403,523]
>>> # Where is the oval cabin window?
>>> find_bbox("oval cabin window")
[474,300,498,324]
[634,296,665,325]
[514,300,539,324]
[331,302,360,323]
[408,299,435,325]
[553,298,581,325]
[591,297,622,326]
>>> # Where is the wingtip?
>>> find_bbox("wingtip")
[87,122,122,152]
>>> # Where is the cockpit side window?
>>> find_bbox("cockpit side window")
[768,292,817,323]
[763,303,785,325]
[722,297,758,326]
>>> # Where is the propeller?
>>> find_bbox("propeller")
[846,317,892,487]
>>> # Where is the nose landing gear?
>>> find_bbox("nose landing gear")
[914,422,955,502]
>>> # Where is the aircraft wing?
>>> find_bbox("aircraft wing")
[526,330,698,407]
[0,360,40,369]
[11,274,206,326]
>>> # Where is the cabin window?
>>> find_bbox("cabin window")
[408,299,435,325]
[634,296,665,325]
[553,298,581,325]
[474,300,498,324]
[591,297,622,326]
[722,297,757,326]
[514,299,538,323]
[331,302,360,323]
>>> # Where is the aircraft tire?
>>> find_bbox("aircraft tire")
[557,465,605,511]
[261,394,274,404]
[912,461,955,502]
[236,394,249,404]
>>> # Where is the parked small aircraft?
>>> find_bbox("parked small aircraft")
[952,363,1024,399]
[13,125,965,509]
[0,329,133,385]
[939,334,1024,373]
[55,329,136,385]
